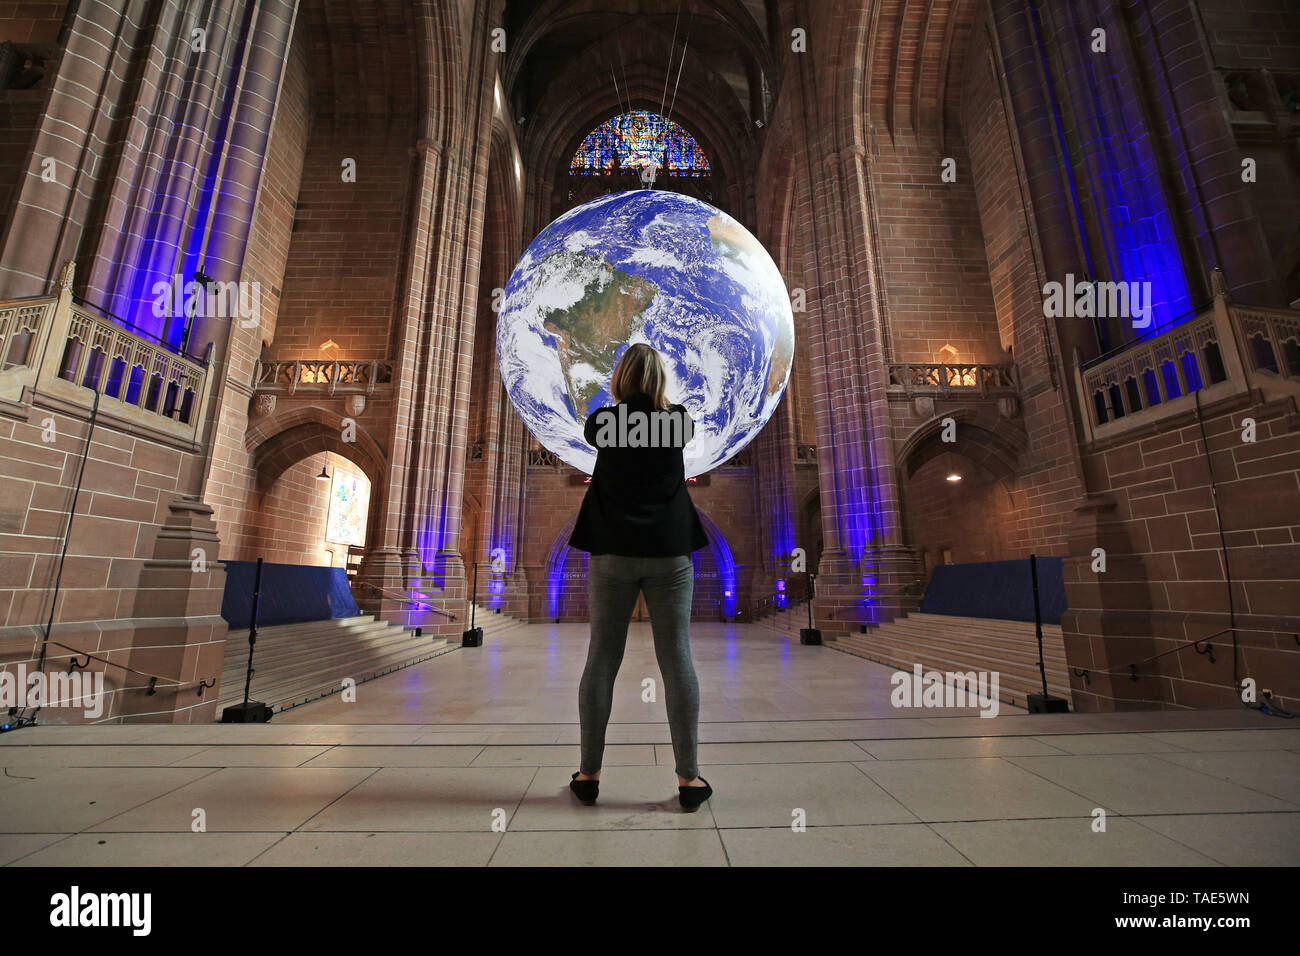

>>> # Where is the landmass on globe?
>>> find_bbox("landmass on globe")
[539,253,658,418]
[497,189,795,478]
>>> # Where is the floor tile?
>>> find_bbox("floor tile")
[299,766,537,831]
[854,737,1067,760]
[300,746,481,768]
[1141,729,1300,752]
[690,741,871,764]
[168,746,333,767]
[12,831,286,866]
[491,828,728,866]
[930,817,1220,866]
[0,745,211,767]
[854,758,1096,822]
[1152,750,1300,804]
[721,823,971,866]
[469,744,654,767]
[249,831,501,866]
[1005,754,1298,814]
[85,767,376,832]
[0,767,214,832]
[1133,813,1300,866]
[1025,733,1183,755]
[0,833,74,865]
[703,762,917,829]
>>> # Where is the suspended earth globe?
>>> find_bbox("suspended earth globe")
[496,189,794,477]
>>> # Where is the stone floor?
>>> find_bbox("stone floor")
[1,622,1296,866]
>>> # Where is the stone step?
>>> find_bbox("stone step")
[221,621,431,669]
[219,630,452,684]
[829,631,1069,683]
[215,615,458,715]
[218,640,457,714]
[822,614,1073,710]
[823,638,1070,709]
[900,612,1064,637]
[855,621,1070,661]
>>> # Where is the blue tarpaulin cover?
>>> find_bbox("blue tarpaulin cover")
[220,561,361,627]
[919,557,1067,624]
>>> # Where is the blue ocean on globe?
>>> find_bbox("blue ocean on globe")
[496,189,795,478]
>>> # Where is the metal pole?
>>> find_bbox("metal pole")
[242,557,264,707]
[470,562,478,628]
[806,572,816,631]
[1029,553,1048,699]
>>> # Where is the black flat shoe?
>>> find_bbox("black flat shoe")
[570,771,599,805]
[678,776,712,811]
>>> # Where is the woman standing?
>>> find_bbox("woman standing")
[566,343,713,811]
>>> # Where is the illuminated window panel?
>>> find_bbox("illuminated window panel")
[570,110,710,177]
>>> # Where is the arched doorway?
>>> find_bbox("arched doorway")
[238,409,387,569]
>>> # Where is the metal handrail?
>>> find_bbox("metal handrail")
[354,581,457,620]
[740,581,811,622]
[1079,300,1214,371]
[0,639,216,696]
[73,294,210,365]
[1088,626,1298,683]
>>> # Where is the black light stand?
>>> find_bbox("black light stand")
[222,557,273,722]
[1026,553,1069,713]
[462,561,484,646]
[799,571,822,645]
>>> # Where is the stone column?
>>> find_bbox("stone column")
[119,498,228,723]
[1060,494,1159,712]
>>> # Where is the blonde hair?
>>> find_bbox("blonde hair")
[609,343,670,409]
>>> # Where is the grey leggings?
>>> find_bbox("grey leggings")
[580,553,699,779]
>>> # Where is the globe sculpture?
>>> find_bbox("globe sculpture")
[497,189,794,478]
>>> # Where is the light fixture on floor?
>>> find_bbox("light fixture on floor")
[316,465,331,482]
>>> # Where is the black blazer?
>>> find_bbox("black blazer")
[567,393,710,557]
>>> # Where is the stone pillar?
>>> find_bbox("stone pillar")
[1061,494,1161,712]
[86,0,253,342]
[784,40,918,629]
[119,497,228,723]
[196,0,299,353]
[0,0,157,295]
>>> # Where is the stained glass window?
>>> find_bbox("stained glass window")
[325,466,370,547]
[570,111,711,177]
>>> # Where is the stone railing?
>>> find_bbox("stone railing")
[0,261,210,441]
[1217,67,1300,133]
[886,362,1019,397]
[528,448,561,467]
[252,358,392,394]
[0,297,55,386]
[1234,304,1300,382]
[1073,292,1299,442]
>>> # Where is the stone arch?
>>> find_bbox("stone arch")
[519,23,757,233]
[896,408,1025,482]
[246,405,387,493]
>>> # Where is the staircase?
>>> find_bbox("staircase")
[822,612,1072,710]
[749,605,805,637]
[465,603,531,640]
[216,615,458,716]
